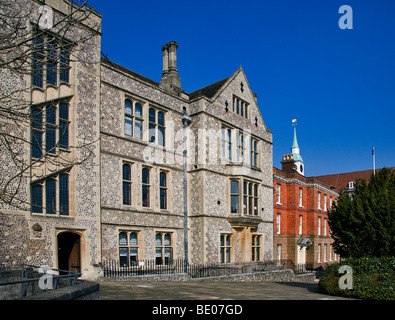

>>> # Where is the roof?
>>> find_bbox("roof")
[292,153,303,162]
[101,57,249,106]
[316,167,395,190]
[189,77,229,100]
[297,238,313,247]
[273,167,336,192]
[101,56,230,101]
[101,57,160,87]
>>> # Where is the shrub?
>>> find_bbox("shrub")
[327,168,395,259]
[318,257,395,300]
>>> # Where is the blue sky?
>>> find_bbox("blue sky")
[90,0,395,176]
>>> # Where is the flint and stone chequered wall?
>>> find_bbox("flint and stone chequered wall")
[0,0,103,279]
[100,62,274,265]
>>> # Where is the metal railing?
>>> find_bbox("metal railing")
[0,264,81,299]
[188,260,286,279]
[295,262,314,274]
[102,259,314,279]
[103,259,187,278]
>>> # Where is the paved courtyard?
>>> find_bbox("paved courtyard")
[98,280,352,300]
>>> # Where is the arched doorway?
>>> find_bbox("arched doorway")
[57,232,81,274]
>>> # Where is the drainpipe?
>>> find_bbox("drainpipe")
[182,107,191,274]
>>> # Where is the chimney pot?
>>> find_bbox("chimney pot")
[161,43,169,75]
[160,41,181,91]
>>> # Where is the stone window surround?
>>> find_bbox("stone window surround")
[220,233,232,264]
[30,98,72,160]
[118,230,140,267]
[155,231,174,265]
[120,160,173,212]
[148,107,166,147]
[232,95,249,119]
[250,137,258,168]
[251,234,261,261]
[159,170,168,210]
[236,130,245,163]
[123,93,168,146]
[221,228,264,264]
[142,166,151,208]
[221,125,260,169]
[30,27,72,89]
[30,167,72,217]
[124,98,143,139]
[276,244,282,265]
[221,126,232,161]
[122,162,132,206]
[242,180,259,216]
[228,177,260,217]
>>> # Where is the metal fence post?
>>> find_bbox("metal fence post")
[21,264,26,297]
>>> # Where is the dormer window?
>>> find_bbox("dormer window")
[348,181,355,190]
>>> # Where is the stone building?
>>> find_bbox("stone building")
[100,42,274,266]
[0,0,274,279]
[273,123,339,269]
[0,0,103,279]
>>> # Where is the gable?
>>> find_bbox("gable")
[200,67,271,142]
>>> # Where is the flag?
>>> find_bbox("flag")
[372,147,375,156]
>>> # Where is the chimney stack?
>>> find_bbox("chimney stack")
[160,41,181,92]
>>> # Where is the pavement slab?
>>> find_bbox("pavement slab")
[97,280,353,300]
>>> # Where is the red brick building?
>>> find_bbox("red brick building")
[273,122,339,270]
[316,167,395,194]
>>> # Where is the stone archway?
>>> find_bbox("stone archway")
[57,232,81,273]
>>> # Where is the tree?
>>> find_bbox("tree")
[0,0,101,213]
[328,168,395,258]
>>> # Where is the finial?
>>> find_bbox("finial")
[291,119,300,151]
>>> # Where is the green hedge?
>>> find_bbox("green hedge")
[318,257,395,300]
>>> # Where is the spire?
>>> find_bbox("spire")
[291,119,303,162]
[292,124,300,154]
[282,119,304,175]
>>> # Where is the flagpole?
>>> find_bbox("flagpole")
[372,147,376,175]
